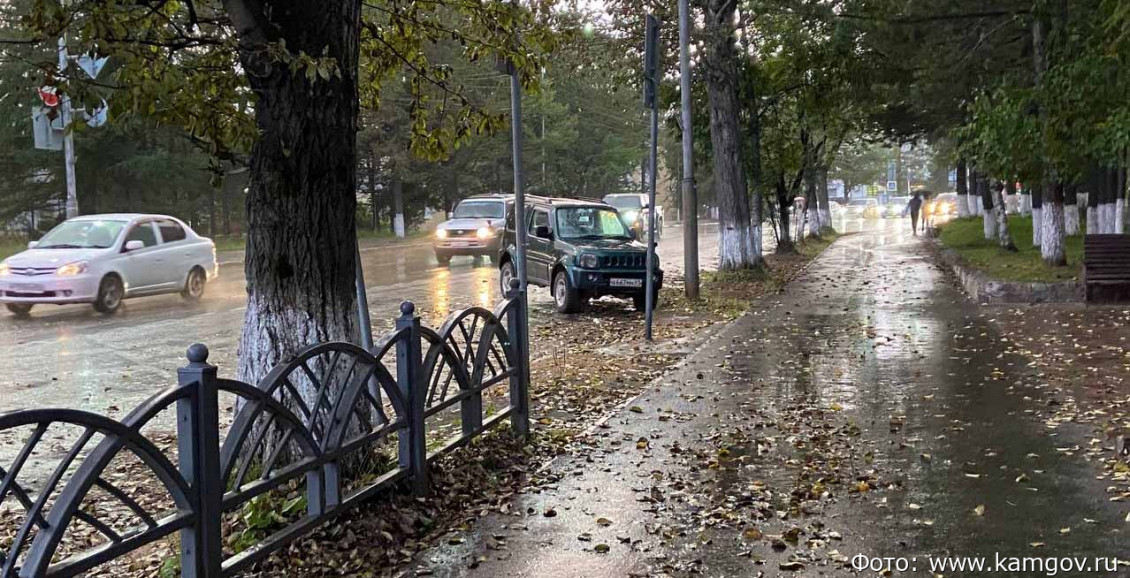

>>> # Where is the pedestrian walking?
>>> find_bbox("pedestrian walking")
[908,192,924,236]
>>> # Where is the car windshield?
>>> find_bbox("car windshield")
[555,207,631,240]
[453,201,505,219]
[36,219,126,249]
[603,195,643,210]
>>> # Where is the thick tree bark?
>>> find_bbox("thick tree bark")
[703,0,758,269]
[817,166,831,231]
[1032,181,1043,246]
[231,0,363,389]
[746,89,764,260]
[956,158,970,218]
[1042,182,1067,266]
[775,175,794,254]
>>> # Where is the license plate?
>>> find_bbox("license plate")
[610,278,642,288]
[11,283,42,292]
[451,242,470,248]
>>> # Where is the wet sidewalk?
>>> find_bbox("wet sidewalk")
[408,230,1130,577]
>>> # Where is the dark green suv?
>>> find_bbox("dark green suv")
[497,196,662,313]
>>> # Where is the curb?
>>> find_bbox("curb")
[930,239,1082,304]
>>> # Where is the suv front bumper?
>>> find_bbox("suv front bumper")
[434,236,502,256]
[569,268,663,296]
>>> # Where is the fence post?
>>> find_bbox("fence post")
[505,279,530,438]
[176,343,222,578]
[396,301,428,496]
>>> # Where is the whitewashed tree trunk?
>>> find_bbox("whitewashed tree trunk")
[1064,204,1080,236]
[983,210,997,239]
[1087,206,1098,234]
[752,224,763,259]
[1020,193,1031,216]
[993,184,1016,250]
[1117,198,1125,233]
[1042,201,1066,265]
[719,222,758,269]
[1033,207,1043,246]
[1102,203,1117,234]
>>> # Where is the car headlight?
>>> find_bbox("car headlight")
[578,254,600,269]
[435,229,448,239]
[622,210,639,224]
[0,262,9,276]
[56,261,87,276]
[476,227,493,239]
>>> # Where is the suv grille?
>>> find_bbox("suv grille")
[601,254,645,268]
[445,229,474,238]
[9,267,56,276]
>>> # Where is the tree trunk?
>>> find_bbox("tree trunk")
[1042,182,1067,266]
[392,172,405,238]
[1063,183,1080,236]
[1032,180,1043,246]
[817,165,831,231]
[775,175,794,253]
[1117,165,1126,234]
[992,180,1017,251]
[745,75,764,260]
[703,0,758,269]
[232,0,363,389]
[956,159,970,218]
[977,171,997,240]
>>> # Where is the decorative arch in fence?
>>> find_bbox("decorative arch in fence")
[0,287,529,577]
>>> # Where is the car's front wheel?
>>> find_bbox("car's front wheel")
[553,270,583,314]
[499,259,516,294]
[93,275,124,314]
[182,267,206,301]
[5,303,32,317]
[436,251,452,266]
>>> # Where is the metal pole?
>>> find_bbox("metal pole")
[510,67,527,291]
[355,244,374,352]
[645,92,658,341]
[678,0,698,300]
[58,36,77,219]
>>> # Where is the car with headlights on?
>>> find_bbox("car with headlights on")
[497,196,662,313]
[601,193,663,241]
[0,214,217,316]
[883,196,910,218]
[433,195,511,265]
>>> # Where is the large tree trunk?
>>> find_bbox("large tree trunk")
[956,158,970,218]
[232,0,363,388]
[817,165,831,231]
[977,171,997,240]
[1032,180,1043,246]
[703,0,758,269]
[746,93,764,260]
[1042,182,1067,266]
[992,180,1017,251]
[775,175,794,254]
[1063,183,1080,236]
[1117,165,1126,234]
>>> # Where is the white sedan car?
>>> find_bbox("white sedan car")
[0,214,217,316]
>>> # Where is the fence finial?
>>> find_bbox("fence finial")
[400,300,416,316]
[186,343,210,365]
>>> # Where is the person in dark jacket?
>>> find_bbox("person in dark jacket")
[907,192,924,235]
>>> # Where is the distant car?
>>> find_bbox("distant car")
[884,196,910,218]
[433,195,512,265]
[498,196,662,313]
[846,198,880,219]
[0,214,217,316]
[601,193,663,241]
[929,192,958,219]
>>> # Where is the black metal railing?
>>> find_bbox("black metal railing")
[0,283,530,577]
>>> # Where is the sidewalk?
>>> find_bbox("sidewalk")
[407,230,1129,577]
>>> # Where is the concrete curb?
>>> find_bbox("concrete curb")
[931,240,1082,304]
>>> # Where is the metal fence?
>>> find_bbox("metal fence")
[0,284,530,577]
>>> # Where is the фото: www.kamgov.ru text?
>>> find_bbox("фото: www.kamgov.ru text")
[852,554,1125,576]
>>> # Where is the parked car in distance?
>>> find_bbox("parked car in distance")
[498,196,662,313]
[433,194,511,265]
[846,198,881,219]
[601,193,663,241]
[883,196,910,218]
[0,214,217,316]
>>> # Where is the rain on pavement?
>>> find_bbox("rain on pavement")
[410,223,1129,577]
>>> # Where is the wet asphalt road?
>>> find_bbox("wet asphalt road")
[0,221,749,416]
[411,223,1129,577]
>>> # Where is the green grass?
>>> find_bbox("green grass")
[938,216,1081,283]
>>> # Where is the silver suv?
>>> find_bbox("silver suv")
[432,195,512,265]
